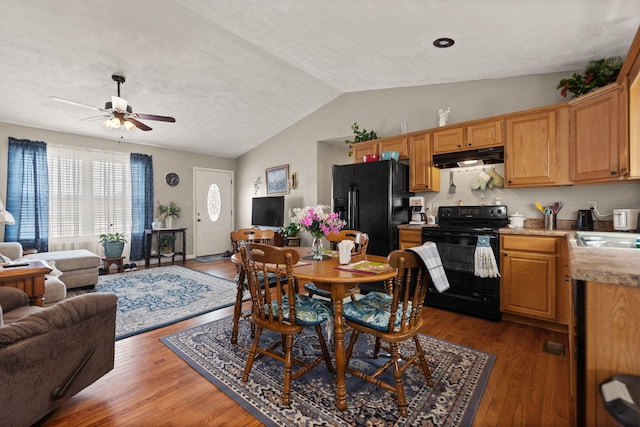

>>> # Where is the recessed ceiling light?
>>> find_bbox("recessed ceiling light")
[433,37,455,48]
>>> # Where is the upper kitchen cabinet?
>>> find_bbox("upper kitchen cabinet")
[351,135,409,163]
[408,132,440,192]
[351,140,378,163]
[618,24,640,178]
[378,135,409,158]
[432,119,503,154]
[568,83,627,183]
[504,105,570,187]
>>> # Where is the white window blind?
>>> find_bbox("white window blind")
[47,144,132,257]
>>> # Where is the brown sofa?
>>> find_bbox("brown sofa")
[0,287,117,426]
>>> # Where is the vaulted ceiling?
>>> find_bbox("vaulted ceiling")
[1,1,639,158]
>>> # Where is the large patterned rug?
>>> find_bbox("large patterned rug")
[161,316,495,426]
[89,266,240,340]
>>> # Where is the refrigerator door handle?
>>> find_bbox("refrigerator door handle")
[348,185,359,229]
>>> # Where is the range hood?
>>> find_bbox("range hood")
[433,146,504,169]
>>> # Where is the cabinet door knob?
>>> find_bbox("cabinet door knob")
[610,171,617,176]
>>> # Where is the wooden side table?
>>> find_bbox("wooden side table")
[102,256,125,274]
[0,260,52,306]
[143,228,187,267]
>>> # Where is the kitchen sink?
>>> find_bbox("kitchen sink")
[576,231,640,249]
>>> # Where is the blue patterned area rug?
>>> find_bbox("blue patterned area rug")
[92,266,240,340]
[161,316,495,426]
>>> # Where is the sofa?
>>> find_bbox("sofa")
[0,286,117,426]
[0,242,102,289]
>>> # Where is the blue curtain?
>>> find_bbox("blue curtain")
[6,137,49,252]
[129,153,153,261]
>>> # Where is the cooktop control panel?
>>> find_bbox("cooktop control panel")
[438,205,508,220]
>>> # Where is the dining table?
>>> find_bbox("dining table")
[230,245,397,411]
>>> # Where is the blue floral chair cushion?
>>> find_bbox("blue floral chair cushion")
[266,294,333,326]
[343,291,412,332]
[236,270,287,288]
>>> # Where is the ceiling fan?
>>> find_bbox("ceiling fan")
[50,74,176,132]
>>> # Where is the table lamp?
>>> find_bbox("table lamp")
[0,199,15,225]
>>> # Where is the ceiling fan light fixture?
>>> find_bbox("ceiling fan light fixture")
[123,120,136,131]
[102,117,122,130]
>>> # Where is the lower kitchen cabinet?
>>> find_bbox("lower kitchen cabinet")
[500,234,569,331]
[398,228,422,249]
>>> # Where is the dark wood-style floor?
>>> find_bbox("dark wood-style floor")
[42,259,573,426]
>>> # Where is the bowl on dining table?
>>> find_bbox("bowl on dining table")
[362,154,380,162]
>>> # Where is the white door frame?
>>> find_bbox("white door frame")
[193,167,234,256]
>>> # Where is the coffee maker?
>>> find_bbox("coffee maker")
[409,196,426,224]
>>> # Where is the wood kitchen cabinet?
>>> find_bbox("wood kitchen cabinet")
[504,105,570,187]
[352,135,409,163]
[581,281,640,427]
[500,235,569,331]
[432,119,503,154]
[378,135,409,158]
[398,228,422,249]
[351,140,378,163]
[408,132,440,192]
[568,83,628,183]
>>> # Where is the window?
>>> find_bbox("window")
[207,183,222,222]
[47,144,132,256]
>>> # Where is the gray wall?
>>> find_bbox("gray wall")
[237,72,640,245]
[0,123,236,256]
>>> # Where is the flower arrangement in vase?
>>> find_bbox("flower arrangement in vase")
[290,205,345,259]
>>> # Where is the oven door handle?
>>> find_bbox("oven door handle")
[424,232,498,240]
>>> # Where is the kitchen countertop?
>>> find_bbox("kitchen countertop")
[499,226,573,237]
[567,232,640,288]
[398,224,437,230]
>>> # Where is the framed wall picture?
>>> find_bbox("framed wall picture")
[266,164,290,195]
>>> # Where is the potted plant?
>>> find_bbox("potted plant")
[98,225,127,258]
[159,235,176,256]
[556,57,622,98]
[158,201,181,228]
[344,122,379,156]
[279,222,301,246]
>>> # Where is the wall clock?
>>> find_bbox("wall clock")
[166,172,180,186]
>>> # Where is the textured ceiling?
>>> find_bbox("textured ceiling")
[1,1,639,158]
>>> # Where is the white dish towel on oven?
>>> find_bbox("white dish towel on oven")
[408,242,450,293]
[474,235,500,278]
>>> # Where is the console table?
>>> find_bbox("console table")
[143,228,187,267]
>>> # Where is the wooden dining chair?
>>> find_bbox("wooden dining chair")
[304,229,369,300]
[230,228,277,344]
[239,243,334,406]
[342,249,434,417]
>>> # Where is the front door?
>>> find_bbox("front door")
[194,168,233,256]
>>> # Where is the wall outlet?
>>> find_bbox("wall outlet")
[587,201,597,210]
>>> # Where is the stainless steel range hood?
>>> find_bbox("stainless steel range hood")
[433,146,504,169]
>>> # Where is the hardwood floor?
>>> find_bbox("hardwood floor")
[42,259,573,426]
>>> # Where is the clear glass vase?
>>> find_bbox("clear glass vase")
[311,236,324,260]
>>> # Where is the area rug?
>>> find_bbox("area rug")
[161,316,495,426]
[90,266,240,340]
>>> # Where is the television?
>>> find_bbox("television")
[251,196,285,227]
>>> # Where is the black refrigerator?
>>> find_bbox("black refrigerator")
[332,160,412,256]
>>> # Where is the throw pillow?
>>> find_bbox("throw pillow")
[47,261,64,278]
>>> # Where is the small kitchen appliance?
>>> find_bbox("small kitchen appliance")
[613,208,639,231]
[409,196,426,224]
[576,209,594,231]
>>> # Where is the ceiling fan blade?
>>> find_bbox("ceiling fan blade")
[80,114,111,122]
[136,113,176,123]
[50,96,109,112]
[127,117,152,131]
